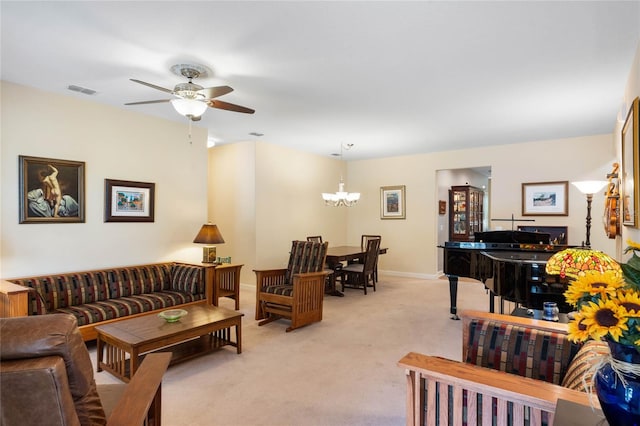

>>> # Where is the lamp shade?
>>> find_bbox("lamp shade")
[171,98,208,118]
[572,180,609,195]
[193,224,225,244]
[193,224,224,263]
[545,248,621,279]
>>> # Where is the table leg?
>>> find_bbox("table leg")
[130,348,139,378]
[235,322,242,354]
[96,335,104,372]
[448,275,460,320]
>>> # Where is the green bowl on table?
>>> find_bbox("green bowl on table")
[158,309,188,323]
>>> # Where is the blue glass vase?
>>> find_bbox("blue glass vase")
[595,340,640,426]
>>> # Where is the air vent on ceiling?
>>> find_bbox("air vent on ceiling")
[67,85,97,95]
[249,132,264,137]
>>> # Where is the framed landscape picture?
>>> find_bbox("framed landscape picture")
[104,179,155,222]
[19,155,85,223]
[380,185,406,219]
[522,181,569,216]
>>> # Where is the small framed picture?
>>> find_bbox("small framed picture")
[522,181,569,216]
[19,155,85,223]
[380,185,406,219]
[105,179,155,222]
[438,200,446,215]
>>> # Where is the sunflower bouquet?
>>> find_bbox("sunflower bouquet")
[561,241,640,349]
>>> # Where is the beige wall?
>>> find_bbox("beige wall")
[347,134,616,278]
[208,141,349,283]
[210,132,616,283]
[1,81,209,277]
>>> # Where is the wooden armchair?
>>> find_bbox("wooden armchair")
[398,310,600,425]
[0,314,171,426]
[254,240,330,332]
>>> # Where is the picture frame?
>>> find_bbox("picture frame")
[438,200,446,215]
[380,185,406,219]
[104,179,155,222]
[517,225,568,245]
[621,97,639,227]
[521,181,569,216]
[19,155,85,223]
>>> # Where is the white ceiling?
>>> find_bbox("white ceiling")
[2,1,639,160]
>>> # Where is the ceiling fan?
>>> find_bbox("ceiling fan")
[125,63,255,121]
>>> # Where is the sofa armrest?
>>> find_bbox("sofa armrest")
[254,269,287,320]
[398,352,597,426]
[107,352,171,425]
[0,280,33,317]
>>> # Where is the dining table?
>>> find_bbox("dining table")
[325,245,388,296]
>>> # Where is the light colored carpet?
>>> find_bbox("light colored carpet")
[91,275,492,426]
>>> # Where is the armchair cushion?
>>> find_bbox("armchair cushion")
[561,339,610,391]
[262,284,294,297]
[466,317,580,385]
[0,314,106,425]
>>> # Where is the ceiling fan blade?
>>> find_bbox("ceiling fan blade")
[198,86,234,99]
[208,99,255,114]
[130,79,174,94]
[124,99,171,105]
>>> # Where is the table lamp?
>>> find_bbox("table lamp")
[545,247,620,280]
[193,223,225,263]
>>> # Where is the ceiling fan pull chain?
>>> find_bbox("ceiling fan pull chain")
[188,117,193,144]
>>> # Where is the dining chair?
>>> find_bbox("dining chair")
[338,237,381,295]
[361,235,381,282]
[306,235,323,243]
[254,240,330,332]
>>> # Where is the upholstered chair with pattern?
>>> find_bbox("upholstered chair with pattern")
[254,240,329,332]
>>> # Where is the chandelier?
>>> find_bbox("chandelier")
[322,144,361,207]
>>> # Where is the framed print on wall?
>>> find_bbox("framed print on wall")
[19,155,85,223]
[105,179,155,222]
[521,181,569,216]
[380,185,406,219]
[621,96,639,227]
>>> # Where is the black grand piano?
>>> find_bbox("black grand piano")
[441,230,572,319]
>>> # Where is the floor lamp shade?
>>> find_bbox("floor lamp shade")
[193,224,225,263]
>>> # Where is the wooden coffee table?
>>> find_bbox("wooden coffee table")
[96,304,243,382]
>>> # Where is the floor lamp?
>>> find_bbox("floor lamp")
[572,181,609,248]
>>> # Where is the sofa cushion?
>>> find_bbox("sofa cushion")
[561,340,610,392]
[466,318,581,385]
[170,263,204,295]
[10,271,110,314]
[55,290,203,326]
[107,264,171,298]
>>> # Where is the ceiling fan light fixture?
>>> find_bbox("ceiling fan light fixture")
[170,98,208,118]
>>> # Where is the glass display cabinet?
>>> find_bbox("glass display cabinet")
[449,185,484,241]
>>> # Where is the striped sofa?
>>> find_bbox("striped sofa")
[0,262,209,341]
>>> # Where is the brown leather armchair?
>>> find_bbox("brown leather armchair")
[0,314,171,426]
